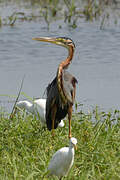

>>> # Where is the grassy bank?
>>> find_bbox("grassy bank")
[0,108,120,179]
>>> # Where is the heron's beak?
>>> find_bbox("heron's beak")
[32,37,59,46]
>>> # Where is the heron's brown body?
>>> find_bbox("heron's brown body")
[32,37,77,138]
[46,71,77,130]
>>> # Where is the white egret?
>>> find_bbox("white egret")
[48,137,77,179]
[15,98,64,127]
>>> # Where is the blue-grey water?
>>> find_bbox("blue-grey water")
[0,10,120,112]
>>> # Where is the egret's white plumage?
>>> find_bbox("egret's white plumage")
[48,137,77,179]
[16,98,64,127]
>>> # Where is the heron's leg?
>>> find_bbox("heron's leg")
[68,104,72,138]
[51,104,57,137]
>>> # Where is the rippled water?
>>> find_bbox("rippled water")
[0,13,120,112]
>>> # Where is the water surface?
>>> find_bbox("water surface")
[0,17,120,112]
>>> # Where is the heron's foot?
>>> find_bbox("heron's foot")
[52,129,55,137]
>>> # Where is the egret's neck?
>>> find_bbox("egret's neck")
[69,143,75,153]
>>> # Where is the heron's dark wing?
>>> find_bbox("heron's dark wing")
[62,71,78,104]
[46,77,68,131]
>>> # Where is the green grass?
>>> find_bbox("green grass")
[0,108,120,179]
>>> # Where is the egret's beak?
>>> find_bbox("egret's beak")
[32,37,59,46]
[74,144,77,150]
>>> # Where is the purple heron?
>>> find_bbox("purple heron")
[32,37,78,138]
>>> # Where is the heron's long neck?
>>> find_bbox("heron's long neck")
[59,46,74,70]
[57,46,74,104]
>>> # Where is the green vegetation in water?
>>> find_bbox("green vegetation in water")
[0,0,119,29]
[0,106,120,179]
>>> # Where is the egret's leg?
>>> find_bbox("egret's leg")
[52,105,57,137]
[68,104,72,138]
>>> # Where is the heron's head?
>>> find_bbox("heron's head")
[70,137,77,150]
[32,37,75,50]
